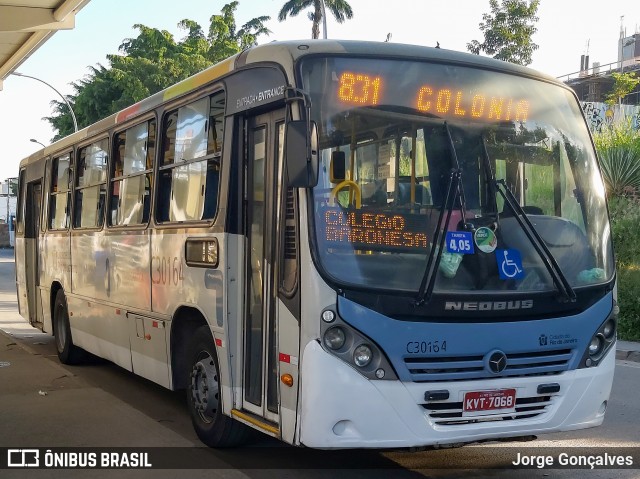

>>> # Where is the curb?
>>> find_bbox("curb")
[1,329,48,355]
[616,349,640,362]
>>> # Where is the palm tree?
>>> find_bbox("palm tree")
[278,0,353,39]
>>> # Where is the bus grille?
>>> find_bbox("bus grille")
[403,349,573,382]
[423,395,554,426]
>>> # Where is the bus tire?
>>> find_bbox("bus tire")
[53,290,85,365]
[186,325,250,447]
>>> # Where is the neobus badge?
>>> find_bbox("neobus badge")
[444,300,534,311]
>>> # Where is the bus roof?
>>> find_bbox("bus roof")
[20,40,561,167]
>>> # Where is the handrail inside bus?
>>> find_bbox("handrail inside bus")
[329,180,362,209]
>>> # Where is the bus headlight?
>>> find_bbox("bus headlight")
[353,344,373,367]
[580,311,617,368]
[602,319,615,340]
[323,327,346,350]
[588,335,603,355]
[319,305,398,380]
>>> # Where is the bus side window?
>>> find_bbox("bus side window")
[156,91,224,223]
[110,119,156,226]
[74,139,108,229]
[49,154,71,230]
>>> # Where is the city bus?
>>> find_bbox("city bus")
[14,40,617,449]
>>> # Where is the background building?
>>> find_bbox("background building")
[560,30,640,105]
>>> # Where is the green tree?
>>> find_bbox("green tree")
[467,0,540,66]
[46,2,270,139]
[604,72,640,106]
[278,0,353,39]
[208,1,270,62]
[9,179,18,196]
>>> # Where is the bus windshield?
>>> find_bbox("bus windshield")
[301,56,614,295]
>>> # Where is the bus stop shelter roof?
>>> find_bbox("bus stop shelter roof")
[0,0,90,90]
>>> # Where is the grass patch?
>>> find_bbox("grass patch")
[609,196,640,340]
[616,267,640,340]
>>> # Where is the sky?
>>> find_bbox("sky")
[1,0,639,183]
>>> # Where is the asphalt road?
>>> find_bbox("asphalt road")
[22,341,640,478]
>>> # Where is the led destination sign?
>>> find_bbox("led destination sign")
[336,71,530,123]
[321,207,429,252]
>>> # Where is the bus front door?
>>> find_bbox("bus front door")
[24,181,43,327]
[242,109,286,429]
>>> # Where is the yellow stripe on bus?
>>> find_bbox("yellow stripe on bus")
[163,57,235,102]
[231,409,279,435]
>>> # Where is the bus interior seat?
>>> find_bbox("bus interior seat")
[156,171,171,221]
[202,160,219,219]
[361,181,388,206]
[397,178,431,206]
[97,190,106,227]
[73,195,82,227]
[501,205,544,217]
[109,194,119,225]
[142,191,151,223]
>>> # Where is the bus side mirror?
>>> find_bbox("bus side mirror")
[330,151,346,182]
[285,120,318,188]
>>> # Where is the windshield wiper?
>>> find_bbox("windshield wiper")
[495,180,576,302]
[480,140,576,302]
[480,138,500,225]
[415,122,464,306]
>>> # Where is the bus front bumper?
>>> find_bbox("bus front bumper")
[298,340,615,449]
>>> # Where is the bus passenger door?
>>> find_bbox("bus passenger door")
[24,181,43,327]
[242,109,287,428]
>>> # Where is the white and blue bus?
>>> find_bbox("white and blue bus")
[15,40,616,449]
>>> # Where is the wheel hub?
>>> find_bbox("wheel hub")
[190,353,219,421]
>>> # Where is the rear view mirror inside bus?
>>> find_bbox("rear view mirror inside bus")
[285,120,319,188]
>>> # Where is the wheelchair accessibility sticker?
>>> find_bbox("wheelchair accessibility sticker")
[496,249,525,280]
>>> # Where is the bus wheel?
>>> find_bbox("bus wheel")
[53,290,85,364]
[186,325,249,447]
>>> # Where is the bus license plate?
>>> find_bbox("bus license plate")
[462,389,516,416]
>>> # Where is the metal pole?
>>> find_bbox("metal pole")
[11,72,78,132]
[320,0,327,39]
